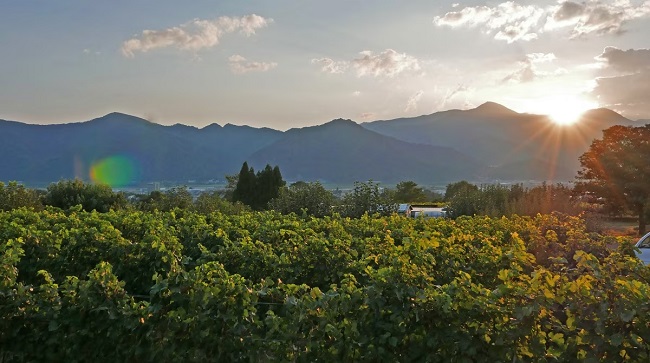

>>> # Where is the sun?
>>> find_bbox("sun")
[538,95,598,126]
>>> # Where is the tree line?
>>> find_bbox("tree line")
[0,175,642,231]
[1,123,649,233]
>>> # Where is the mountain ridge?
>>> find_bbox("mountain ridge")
[0,103,638,184]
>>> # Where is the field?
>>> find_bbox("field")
[2,208,650,362]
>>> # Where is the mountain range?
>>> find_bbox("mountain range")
[0,103,642,185]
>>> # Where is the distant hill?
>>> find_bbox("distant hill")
[0,113,282,183]
[0,103,639,185]
[248,119,480,183]
[363,102,638,181]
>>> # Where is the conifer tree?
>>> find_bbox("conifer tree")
[232,162,285,210]
[232,162,256,206]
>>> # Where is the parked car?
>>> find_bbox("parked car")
[635,231,650,265]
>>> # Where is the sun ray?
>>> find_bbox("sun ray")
[535,95,598,126]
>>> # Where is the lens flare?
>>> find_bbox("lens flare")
[89,155,139,187]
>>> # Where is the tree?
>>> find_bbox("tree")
[160,186,194,211]
[576,124,650,235]
[393,181,428,203]
[222,173,239,201]
[269,181,336,217]
[0,181,43,211]
[444,181,481,218]
[44,179,127,212]
[444,180,479,201]
[137,186,193,212]
[340,180,396,218]
[194,190,248,215]
[232,162,256,206]
[232,162,285,210]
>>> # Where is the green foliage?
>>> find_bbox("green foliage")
[0,181,43,211]
[508,183,579,216]
[232,161,256,206]
[194,190,248,215]
[137,186,194,212]
[2,208,649,362]
[269,181,336,217]
[444,180,481,217]
[340,180,397,218]
[445,181,580,218]
[576,124,650,235]
[392,180,428,203]
[232,162,285,210]
[44,179,127,212]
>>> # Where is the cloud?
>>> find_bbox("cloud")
[552,1,585,21]
[596,46,650,72]
[352,91,361,96]
[546,0,650,38]
[228,54,277,74]
[433,2,546,43]
[311,58,349,74]
[591,46,650,119]
[405,90,424,112]
[352,49,421,77]
[439,84,469,109]
[547,0,650,38]
[502,53,557,83]
[313,49,422,78]
[121,14,272,57]
[434,1,650,42]
[527,52,557,63]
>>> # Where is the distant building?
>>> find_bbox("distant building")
[398,203,412,216]
[409,206,447,218]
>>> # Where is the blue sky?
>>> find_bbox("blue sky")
[2,0,649,129]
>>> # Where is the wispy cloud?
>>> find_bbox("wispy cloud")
[228,55,277,74]
[547,0,650,38]
[121,14,272,57]
[502,52,557,83]
[405,90,424,112]
[434,2,546,43]
[439,84,469,109]
[352,49,421,77]
[591,46,650,119]
[434,1,650,42]
[312,49,422,78]
[311,58,349,74]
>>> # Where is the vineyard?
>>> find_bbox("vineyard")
[2,207,650,362]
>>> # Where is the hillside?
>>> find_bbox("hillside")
[0,113,282,183]
[248,119,480,183]
[363,102,638,181]
[0,103,639,185]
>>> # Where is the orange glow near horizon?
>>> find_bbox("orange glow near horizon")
[518,95,599,126]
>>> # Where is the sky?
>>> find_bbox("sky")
[1,0,649,130]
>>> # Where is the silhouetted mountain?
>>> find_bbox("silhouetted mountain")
[363,103,637,181]
[0,104,639,185]
[0,113,282,183]
[248,119,480,183]
[470,101,519,116]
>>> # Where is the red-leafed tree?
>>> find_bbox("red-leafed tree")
[575,124,650,235]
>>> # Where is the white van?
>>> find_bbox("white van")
[635,231,650,265]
